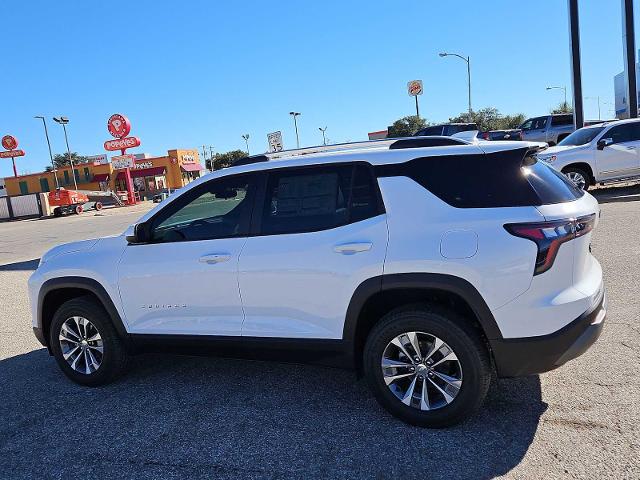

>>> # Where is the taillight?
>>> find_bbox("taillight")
[504,214,596,275]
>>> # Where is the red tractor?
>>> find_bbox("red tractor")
[48,188,103,217]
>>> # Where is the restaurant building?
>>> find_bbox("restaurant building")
[3,149,204,199]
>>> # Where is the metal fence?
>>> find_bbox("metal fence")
[0,194,43,221]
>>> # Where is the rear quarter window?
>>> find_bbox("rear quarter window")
[376,149,583,208]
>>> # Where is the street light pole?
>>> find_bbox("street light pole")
[318,127,327,145]
[242,134,250,154]
[289,112,301,148]
[439,52,472,118]
[53,117,77,191]
[546,85,568,106]
[34,116,59,189]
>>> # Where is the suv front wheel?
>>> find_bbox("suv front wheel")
[50,296,129,386]
[363,305,491,427]
[563,166,590,191]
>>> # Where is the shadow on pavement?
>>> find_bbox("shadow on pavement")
[0,259,40,271]
[0,350,546,479]
[591,184,640,203]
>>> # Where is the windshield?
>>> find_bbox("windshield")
[558,126,604,146]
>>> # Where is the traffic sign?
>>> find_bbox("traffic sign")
[1,135,18,150]
[267,131,283,152]
[107,114,131,139]
[407,80,423,96]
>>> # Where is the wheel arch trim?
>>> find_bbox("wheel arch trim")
[342,273,503,345]
[37,276,131,349]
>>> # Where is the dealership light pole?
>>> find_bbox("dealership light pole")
[318,126,328,145]
[289,112,301,148]
[546,85,568,106]
[439,52,472,118]
[34,116,59,189]
[53,116,78,190]
[242,134,250,155]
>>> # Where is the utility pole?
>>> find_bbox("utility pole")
[568,0,585,128]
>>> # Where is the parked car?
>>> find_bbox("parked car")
[414,123,478,136]
[29,139,605,428]
[536,118,640,190]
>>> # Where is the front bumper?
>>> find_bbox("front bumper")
[490,289,606,377]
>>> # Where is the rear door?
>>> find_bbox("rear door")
[595,122,640,180]
[238,162,387,339]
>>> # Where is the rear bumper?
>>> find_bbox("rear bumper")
[490,289,606,377]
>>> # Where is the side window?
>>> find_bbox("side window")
[261,164,380,235]
[151,175,255,243]
[606,123,640,144]
[531,117,548,130]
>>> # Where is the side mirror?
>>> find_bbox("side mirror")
[126,221,151,244]
[597,138,613,150]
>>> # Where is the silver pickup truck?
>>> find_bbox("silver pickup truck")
[519,114,575,146]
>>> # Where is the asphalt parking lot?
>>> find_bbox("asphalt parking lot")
[0,188,639,480]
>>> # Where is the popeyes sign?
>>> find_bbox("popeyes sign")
[104,114,141,152]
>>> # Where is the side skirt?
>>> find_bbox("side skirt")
[130,334,356,369]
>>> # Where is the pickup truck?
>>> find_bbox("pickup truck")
[519,114,575,145]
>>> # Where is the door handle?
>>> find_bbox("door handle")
[334,242,373,255]
[199,253,231,264]
[626,146,636,150]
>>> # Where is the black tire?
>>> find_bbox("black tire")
[53,207,61,217]
[49,296,129,386]
[563,166,591,191]
[363,304,491,428]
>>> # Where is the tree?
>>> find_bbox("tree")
[449,107,525,131]
[387,115,427,138]
[550,101,573,114]
[206,150,248,171]
[45,152,90,170]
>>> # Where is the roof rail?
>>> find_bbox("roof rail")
[228,136,471,167]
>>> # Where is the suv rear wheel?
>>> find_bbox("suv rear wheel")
[363,305,491,427]
[50,296,129,386]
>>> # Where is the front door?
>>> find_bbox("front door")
[238,163,388,339]
[596,122,640,180]
[118,173,258,336]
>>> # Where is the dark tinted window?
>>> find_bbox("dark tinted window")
[151,175,256,242]
[606,123,640,144]
[520,117,548,131]
[261,164,380,235]
[551,114,573,126]
[376,149,583,208]
[558,126,604,146]
[415,126,444,136]
[445,124,477,135]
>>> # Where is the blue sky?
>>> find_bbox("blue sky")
[0,0,634,176]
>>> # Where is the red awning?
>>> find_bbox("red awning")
[91,173,110,182]
[180,163,203,172]
[116,166,166,179]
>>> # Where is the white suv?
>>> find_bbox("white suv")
[28,138,606,427]
[538,118,640,190]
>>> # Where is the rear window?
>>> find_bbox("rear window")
[551,114,573,126]
[375,149,583,208]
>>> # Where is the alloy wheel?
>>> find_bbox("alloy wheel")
[566,171,586,190]
[59,316,104,374]
[381,331,463,411]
